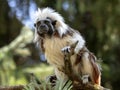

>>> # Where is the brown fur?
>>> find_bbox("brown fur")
[73,47,101,85]
[88,52,101,85]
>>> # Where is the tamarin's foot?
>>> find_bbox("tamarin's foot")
[81,74,89,84]
[46,75,57,86]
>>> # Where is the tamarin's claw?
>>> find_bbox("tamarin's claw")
[61,46,71,53]
[46,75,57,86]
[81,74,89,84]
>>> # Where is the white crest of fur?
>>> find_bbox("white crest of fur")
[34,7,68,37]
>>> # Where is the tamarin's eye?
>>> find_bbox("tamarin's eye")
[36,21,41,25]
[34,21,41,27]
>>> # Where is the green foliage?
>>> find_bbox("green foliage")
[24,77,72,90]
[54,80,72,90]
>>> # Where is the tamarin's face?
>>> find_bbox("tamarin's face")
[34,17,56,37]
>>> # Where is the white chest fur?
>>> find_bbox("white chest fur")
[43,36,71,68]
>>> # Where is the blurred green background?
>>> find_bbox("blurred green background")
[0,0,120,90]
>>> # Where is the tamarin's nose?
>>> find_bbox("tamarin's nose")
[40,24,46,29]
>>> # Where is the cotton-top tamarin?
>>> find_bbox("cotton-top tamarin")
[33,7,101,85]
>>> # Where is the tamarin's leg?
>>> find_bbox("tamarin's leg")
[55,68,68,81]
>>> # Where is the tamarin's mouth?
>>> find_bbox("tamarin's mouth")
[37,31,45,39]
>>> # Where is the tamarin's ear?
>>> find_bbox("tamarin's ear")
[34,23,36,27]
[52,20,57,26]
